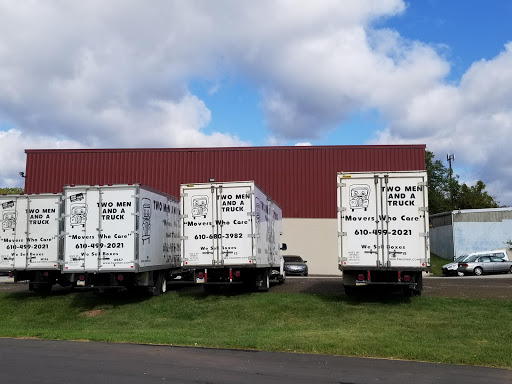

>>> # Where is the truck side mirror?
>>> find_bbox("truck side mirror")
[281,243,287,251]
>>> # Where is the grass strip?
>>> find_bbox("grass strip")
[0,289,510,369]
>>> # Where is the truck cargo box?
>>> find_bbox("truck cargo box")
[337,171,429,294]
[181,181,284,290]
[0,194,61,272]
[181,181,283,267]
[62,184,180,274]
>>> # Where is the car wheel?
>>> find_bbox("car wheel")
[474,267,483,276]
[509,266,512,274]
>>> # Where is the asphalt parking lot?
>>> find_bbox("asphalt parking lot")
[1,274,511,299]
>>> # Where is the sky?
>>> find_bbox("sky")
[0,0,511,206]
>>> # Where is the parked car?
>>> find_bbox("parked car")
[283,255,308,276]
[458,254,512,276]
[444,250,510,276]
[442,254,473,276]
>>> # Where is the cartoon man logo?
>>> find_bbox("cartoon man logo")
[69,193,87,228]
[349,184,370,211]
[2,210,16,232]
[141,198,151,244]
[191,196,208,219]
[70,204,88,227]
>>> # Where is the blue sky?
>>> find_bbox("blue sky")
[0,1,511,205]
[187,0,512,147]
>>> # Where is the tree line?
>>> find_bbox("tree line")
[426,150,499,215]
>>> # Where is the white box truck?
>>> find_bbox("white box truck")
[0,194,62,292]
[181,181,286,292]
[61,184,180,295]
[337,171,430,295]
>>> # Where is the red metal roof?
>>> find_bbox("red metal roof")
[24,145,426,218]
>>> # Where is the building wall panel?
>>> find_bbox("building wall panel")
[24,145,426,218]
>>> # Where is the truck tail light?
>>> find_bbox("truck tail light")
[8,272,13,278]
[117,274,124,281]
[403,275,411,282]
[43,272,49,277]
[198,272,204,279]
[78,275,85,281]
[235,271,241,278]
[357,274,365,281]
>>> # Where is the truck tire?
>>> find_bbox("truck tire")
[30,282,53,293]
[257,269,270,292]
[204,284,220,294]
[343,285,354,296]
[152,272,167,296]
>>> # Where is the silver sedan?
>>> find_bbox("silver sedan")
[458,255,512,276]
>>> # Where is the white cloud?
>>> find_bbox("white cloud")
[0,129,83,187]
[0,1,511,204]
[373,43,512,204]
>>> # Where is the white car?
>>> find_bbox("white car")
[443,250,509,276]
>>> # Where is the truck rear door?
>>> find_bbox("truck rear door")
[182,183,254,267]
[338,172,428,270]
[25,195,61,270]
[215,183,254,266]
[381,173,429,269]
[0,197,25,270]
[63,187,100,272]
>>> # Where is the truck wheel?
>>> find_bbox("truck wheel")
[30,282,53,293]
[278,271,286,285]
[152,272,167,296]
[257,269,270,292]
[344,285,354,296]
[204,284,220,294]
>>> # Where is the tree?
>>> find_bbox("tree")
[425,151,452,214]
[0,187,24,194]
[425,151,499,214]
[454,180,499,210]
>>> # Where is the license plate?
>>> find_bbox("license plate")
[77,280,85,286]
[196,277,205,284]
[5,276,14,283]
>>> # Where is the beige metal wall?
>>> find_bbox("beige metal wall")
[281,218,341,276]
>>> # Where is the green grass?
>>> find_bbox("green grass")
[430,252,450,275]
[0,289,511,369]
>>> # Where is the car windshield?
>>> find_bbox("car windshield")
[284,256,303,263]
[454,254,468,262]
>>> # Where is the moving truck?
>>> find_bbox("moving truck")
[61,184,180,295]
[337,171,430,295]
[181,181,286,292]
[0,194,62,292]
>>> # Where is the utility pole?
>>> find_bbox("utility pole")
[447,153,455,209]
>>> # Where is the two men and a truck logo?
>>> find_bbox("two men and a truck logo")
[191,196,208,219]
[69,193,87,228]
[2,201,16,232]
[349,184,370,212]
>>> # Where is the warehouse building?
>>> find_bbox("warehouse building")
[24,145,426,275]
[430,208,512,261]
